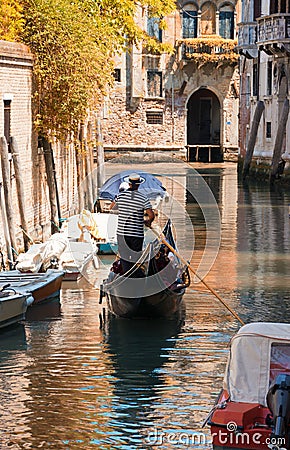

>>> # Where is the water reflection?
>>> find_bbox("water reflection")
[236,179,290,323]
[25,297,62,322]
[0,324,27,355]
[102,309,185,447]
[0,162,289,449]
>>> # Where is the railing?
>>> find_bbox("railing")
[182,43,229,56]
[177,37,238,62]
[237,22,257,48]
[257,14,290,44]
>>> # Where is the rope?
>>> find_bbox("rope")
[150,227,245,326]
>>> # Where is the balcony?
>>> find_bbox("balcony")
[236,22,258,58]
[257,14,290,55]
[176,36,238,65]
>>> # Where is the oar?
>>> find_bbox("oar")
[150,227,245,326]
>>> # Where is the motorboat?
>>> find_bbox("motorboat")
[205,322,290,449]
[16,223,99,281]
[0,285,33,329]
[0,269,64,305]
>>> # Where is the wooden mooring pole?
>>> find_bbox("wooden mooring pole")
[42,137,60,234]
[270,98,289,182]
[242,101,265,179]
[10,137,29,251]
[0,136,17,260]
[0,182,13,268]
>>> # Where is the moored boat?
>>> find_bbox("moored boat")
[205,322,290,450]
[100,220,190,319]
[16,228,99,281]
[0,288,33,329]
[0,269,64,305]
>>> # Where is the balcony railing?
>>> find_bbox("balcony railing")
[237,22,257,47]
[236,22,258,58]
[257,14,290,44]
[177,36,238,64]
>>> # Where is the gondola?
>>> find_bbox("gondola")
[100,220,190,319]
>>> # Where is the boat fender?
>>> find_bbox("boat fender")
[26,295,34,307]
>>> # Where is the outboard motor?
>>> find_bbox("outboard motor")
[267,373,290,446]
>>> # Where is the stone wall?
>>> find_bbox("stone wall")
[101,4,240,161]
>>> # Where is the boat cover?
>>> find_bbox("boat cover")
[223,322,290,406]
[98,171,167,201]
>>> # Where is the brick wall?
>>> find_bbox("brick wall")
[0,41,79,260]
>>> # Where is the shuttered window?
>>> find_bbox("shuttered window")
[267,61,272,96]
[253,63,258,97]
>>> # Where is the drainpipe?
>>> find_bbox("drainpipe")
[171,72,175,143]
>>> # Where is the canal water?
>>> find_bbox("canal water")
[0,161,289,449]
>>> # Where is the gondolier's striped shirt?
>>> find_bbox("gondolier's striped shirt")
[115,190,152,238]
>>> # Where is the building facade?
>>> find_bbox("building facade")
[238,0,290,180]
[101,1,241,163]
[0,40,80,261]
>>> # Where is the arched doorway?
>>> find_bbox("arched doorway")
[187,88,222,162]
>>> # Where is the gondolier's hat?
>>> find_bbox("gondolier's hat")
[128,173,142,184]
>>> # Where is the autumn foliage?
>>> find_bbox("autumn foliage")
[1,0,176,139]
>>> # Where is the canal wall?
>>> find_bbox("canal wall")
[238,156,290,183]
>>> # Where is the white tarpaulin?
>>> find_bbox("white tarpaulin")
[223,322,290,406]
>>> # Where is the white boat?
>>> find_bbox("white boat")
[205,322,290,449]
[16,225,99,281]
[0,288,33,329]
[77,210,118,255]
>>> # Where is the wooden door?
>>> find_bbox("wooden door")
[199,99,211,143]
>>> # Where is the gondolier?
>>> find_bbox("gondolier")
[109,173,155,275]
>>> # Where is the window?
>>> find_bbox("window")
[4,100,11,148]
[201,2,216,35]
[270,0,278,14]
[270,344,290,383]
[182,5,197,38]
[146,110,163,124]
[270,0,290,13]
[147,16,162,41]
[253,63,258,97]
[147,71,162,97]
[266,122,271,138]
[253,0,261,20]
[113,69,121,82]
[267,61,272,96]
[219,9,234,39]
